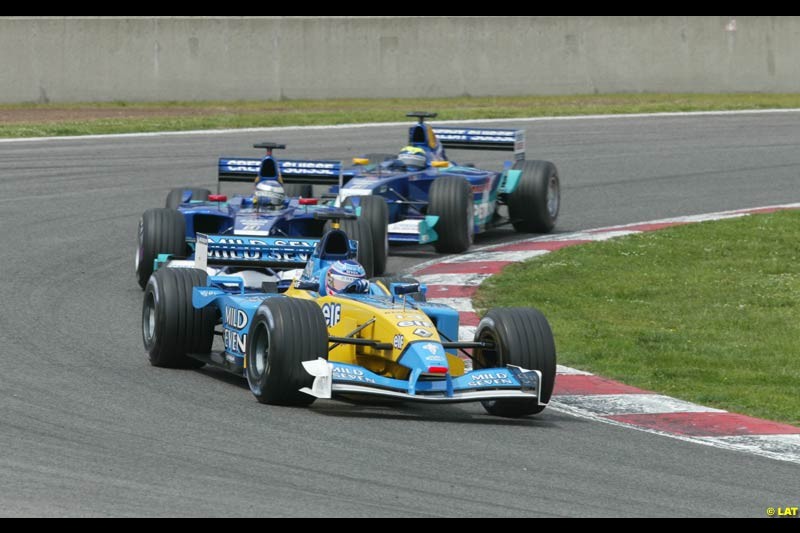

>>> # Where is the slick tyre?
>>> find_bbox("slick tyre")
[142,268,215,369]
[428,175,474,254]
[326,218,375,278]
[246,297,328,406]
[136,208,186,289]
[473,307,557,417]
[371,276,426,302]
[166,187,211,209]
[343,195,389,276]
[508,160,560,233]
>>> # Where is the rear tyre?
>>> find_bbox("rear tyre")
[343,195,389,276]
[473,307,557,417]
[142,268,215,369]
[246,297,329,406]
[136,208,186,289]
[326,218,375,278]
[508,160,559,233]
[166,187,211,209]
[428,175,473,254]
[371,276,426,302]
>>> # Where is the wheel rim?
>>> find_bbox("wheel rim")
[547,175,560,219]
[252,324,269,378]
[474,329,500,369]
[142,292,156,344]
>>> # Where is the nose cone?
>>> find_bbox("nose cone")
[399,341,449,375]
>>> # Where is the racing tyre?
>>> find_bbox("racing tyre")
[246,297,328,406]
[427,175,473,254]
[326,218,375,278]
[136,208,186,289]
[166,187,211,209]
[284,183,313,198]
[508,160,559,233]
[371,276,426,302]
[473,307,557,417]
[142,268,215,369]
[343,195,389,276]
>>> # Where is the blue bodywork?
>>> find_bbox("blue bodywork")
[173,153,354,249]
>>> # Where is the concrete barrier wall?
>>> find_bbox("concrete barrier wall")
[1,16,798,103]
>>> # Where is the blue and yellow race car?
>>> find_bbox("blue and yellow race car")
[141,216,557,417]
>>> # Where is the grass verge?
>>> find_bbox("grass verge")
[2,93,800,137]
[473,210,800,426]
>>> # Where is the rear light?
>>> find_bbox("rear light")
[208,194,227,202]
[427,366,448,374]
[299,198,318,205]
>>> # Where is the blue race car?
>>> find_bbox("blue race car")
[135,143,387,288]
[141,217,557,416]
[333,112,561,253]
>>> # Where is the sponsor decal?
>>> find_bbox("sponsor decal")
[224,160,260,171]
[398,319,434,328]
[468,371,514,387]
[223,306,249,354]
[332,366,376,384]
[197,289,218,298]
[421,343,439,355]
[208,237,312,263]
[474,200,492,221]
[281,161,339,176]
[225,307,249,329]
[393,334,404,350]
[413,328,433,338]
[322,303,342,327]
[425,354,445,362]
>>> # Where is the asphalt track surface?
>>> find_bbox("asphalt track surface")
[1,112,799,517]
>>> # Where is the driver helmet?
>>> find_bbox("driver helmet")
[398,145,429,169]
[254,180,285,208]
[325,260,368,295]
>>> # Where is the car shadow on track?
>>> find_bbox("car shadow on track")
[307,399,579,428]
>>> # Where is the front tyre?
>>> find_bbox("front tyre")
[142,268,215,369]
[246,298,329,406]
[473,307,557,417]
[428,175,474,254]
[343,195,389,276]
[136,208,186,289]
[508,160,560,233]
[326,218,375,278]
[166,187,211,209]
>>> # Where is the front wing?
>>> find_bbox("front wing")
[301,359,543,405]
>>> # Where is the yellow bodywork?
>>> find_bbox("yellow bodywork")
[284,283,466,379]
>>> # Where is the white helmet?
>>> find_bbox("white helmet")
[255,180,285,207]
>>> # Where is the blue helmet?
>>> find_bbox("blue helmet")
[325,260,367,294]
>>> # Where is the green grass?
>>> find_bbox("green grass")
[473,210,800,426]
[3,92,800,137]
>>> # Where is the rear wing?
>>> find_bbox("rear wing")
[195,233,318,270]
[218,158,351,186]
[433,128,525,161]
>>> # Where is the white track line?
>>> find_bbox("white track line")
[2,108,800,143]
